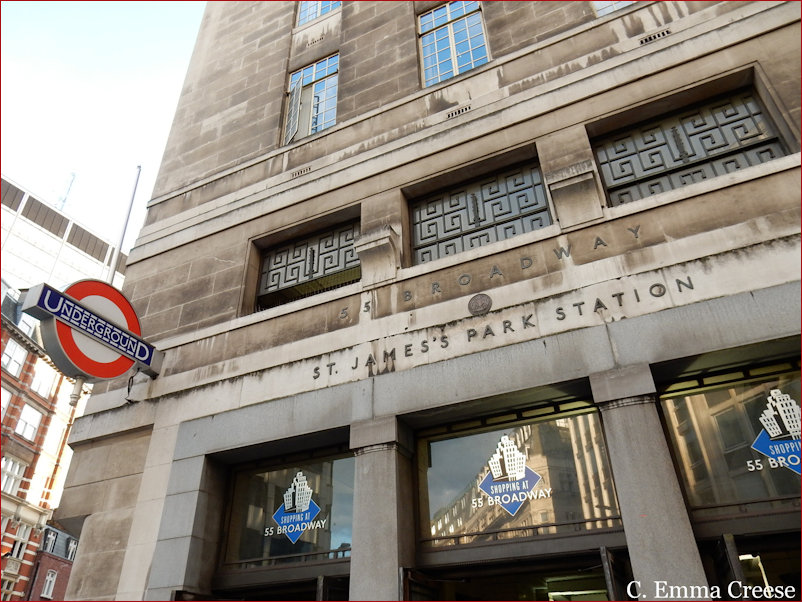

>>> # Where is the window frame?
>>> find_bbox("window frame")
[30,359,57,399]
[296,0,341,27]
[418,1,489,88]
[1,339,28,378]
[15,403,43,441]
[416,401,622,549]
[218,449,355,572]
[592,0,635,17]
[1,387,10,418]
[284,54,340,145]
[41,570,57,599]
[658,361,801,522]
[1,456,28,496]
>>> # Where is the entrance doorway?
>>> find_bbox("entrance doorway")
[701,533,801,600]
[208,576,349,601]
[405,551,633,601]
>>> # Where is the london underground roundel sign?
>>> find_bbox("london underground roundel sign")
[21,280,163,382]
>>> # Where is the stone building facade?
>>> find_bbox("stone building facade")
[56,2,800,600]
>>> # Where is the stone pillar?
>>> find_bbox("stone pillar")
[349,417,414,601]
[537,125,605,228]
[144,455,226,600]
[590,364,709,601]
[354,190,405,288]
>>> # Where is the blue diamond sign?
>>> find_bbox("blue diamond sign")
[750,389,801,476]
[477,435,543,516]
[479,465,542,516]
[272,498,321,543]
[272,471,321,543]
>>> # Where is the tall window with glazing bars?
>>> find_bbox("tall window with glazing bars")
[284,54,339,145]
[297,0,341,26]
[419,1,489,87]
[594,89,789,206]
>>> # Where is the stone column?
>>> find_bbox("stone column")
[590,364,709,601]
[349,416,414,601]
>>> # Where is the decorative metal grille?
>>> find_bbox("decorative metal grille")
[411,163,551,264]
[595,90,787,206]
[259,222,360,296]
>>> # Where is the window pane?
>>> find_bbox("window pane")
[419,2,488,87]
[286,54,339,142]
[420,412,620,547]
[661,375,801,510]
[593,1,635,17]
[297,1,341,26]
[15,404,42,441]
[2,339,28,377]
[224,456,354,565]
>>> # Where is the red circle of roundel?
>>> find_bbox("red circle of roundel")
[55,280,141,380]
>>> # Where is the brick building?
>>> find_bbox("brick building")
[1,283,85,601]
[25,526,78,601]
[57,2,800,600]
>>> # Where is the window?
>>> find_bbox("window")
[594,89,789,206]
[1,387,10,418]
[410,162,552,264]
[1,339,28,377]
[1,456,27,495]
[15,404,43,441]
[17,313,37,337]
[417,404,620,547]
[43,529,57,552]
[41,570,57,599]
[661,368,800,517]
[31,361,57,399]
[66,538,78,561]
[592,0,635,17]
[284,54,339,144]
[10,525,31,559]
[222,455,354,566]
[256,222,360,311]
[297,0,340,26]
[1,579,15,601]
[419,1,488,87]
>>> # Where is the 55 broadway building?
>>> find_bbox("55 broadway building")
[55,2,800,600]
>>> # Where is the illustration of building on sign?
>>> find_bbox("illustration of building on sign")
[284,471,313,513]
[759,390,801,440]
[488,435,527,482]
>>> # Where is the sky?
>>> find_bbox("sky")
[1,1,207,253]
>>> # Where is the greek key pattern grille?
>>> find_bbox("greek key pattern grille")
[259,222,360,295]
[595,90,787,206]
[411,163,551,264]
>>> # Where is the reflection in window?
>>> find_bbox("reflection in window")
[297,0,340,26]
[419,1,488,87]
[2,339,28,378]
[224,455,354,566]
[661,374,801,509]
[418,410,620,547]
[284,54,339,144]
[15,404,42,441]
[592,1,635,17]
